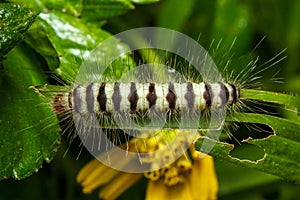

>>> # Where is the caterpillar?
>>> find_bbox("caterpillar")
[55,80,239,114]
[32,60,241,142]
[30,28,278,172]
[31,62,241,171]
[48,78,240,130]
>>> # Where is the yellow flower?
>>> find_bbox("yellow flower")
[77,130,218,200]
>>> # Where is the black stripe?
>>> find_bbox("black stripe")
[203,83,212,108]
[166,83,177,109]
[146,83,157,109]
[223,84,229,103]
[184,82,195,109]
[68,91,72,109]
[73,86,81,113]
[229,83,237,104]
[97,82,107,112]
[86,83,95,113]
[112,82,121,112]
[128,82,139,112]
[218,82,227,107]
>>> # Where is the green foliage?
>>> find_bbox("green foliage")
[0,0,300,199]
[0,2,59,180]
[0,2,36,61]
[0,43,61,179]
[196,112,300,182]
[0,0,138,181]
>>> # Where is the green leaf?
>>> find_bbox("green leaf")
[195,111,300,182]
[81,0,134,21]
[11,0,82,16]
[26,11,111,81]
[0,2,36,62]
[12,0,137,21]
[0,43,60,180]
[241,89,300,110]
[196,89,300,182]
[24,21,60,72]
[242,89,300,123]
[215,159,280,196]
[25,11,135,83]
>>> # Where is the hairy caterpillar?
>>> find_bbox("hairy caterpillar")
[31,28,281,172]
[47,72,240,130]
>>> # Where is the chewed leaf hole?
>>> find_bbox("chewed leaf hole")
[227,122,274,144]
[229,143,265,161]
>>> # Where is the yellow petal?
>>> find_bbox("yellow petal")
[188,155,218,200]
[99,172,143,200]
[81,165,120,194]
[77,158,102,184]
[77,144,136,194]
[146,178,193,200]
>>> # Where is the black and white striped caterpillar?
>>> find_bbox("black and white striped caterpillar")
[42,78,240,132]
[35,27,245,133]
[54,81,239,115]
